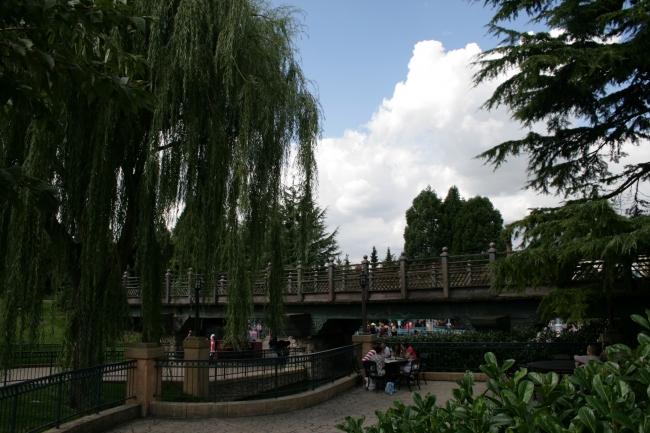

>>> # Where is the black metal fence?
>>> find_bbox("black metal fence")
[385,341,601,372]
[156,344,361,402]
[0,361,136,433]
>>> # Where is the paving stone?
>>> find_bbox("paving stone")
[105,380,486,433]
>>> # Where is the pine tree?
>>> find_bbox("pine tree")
[382,248,396,267]
[452,196,506,255]
[370,246,379,269]
[403,186,444,259]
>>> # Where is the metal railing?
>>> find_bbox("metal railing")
[2,350,129,387]
[0,361,136,433]
[383,341,601,372]
[155,344,360,402]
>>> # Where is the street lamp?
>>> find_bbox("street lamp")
[359,270,368,333]
[194,279,202,336]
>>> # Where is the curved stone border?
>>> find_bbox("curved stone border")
[42,403,140,433]
[150,374,358,418]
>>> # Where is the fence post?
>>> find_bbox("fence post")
[328,258,335,302]
[55,379,62,428]
[441,248,449,298]
[96,369,102,414]
[297,261,303,302]
[275,357,279,398]
[165,269,172,303]
[488,242,497,284]
[124,343,165,417]
[399,251,407,299]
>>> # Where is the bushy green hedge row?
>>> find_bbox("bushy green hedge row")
[339,310,650,433]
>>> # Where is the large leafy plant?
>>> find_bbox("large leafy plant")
[338,311,650,433]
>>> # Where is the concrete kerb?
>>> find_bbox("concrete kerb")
[150,374,358,418]
[41,403,141,433]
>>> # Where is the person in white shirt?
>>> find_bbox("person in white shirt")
[380,342,391,358]
[574,345,600,365]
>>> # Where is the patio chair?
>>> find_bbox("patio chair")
[363,360,386,393]
[418,353,429,384]
[351,356,363,386]
[398,359,422,392]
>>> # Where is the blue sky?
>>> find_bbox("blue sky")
[270,1,505,137]
[267,1,647,262]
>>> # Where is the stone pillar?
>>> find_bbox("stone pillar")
[182,337,210,396]
[328,258,335,302]
[440,247,449,298]
[352,334,377,367]
[124,343,165,417]
[297,261,303,302]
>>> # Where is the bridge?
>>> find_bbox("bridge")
[124,245,650,338]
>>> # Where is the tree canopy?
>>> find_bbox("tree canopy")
[474,0,650,324]
[474,0,650,212]
[0,0,321,368]
[404,185,505,258]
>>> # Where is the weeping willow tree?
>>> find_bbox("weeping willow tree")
[0,0,320,368]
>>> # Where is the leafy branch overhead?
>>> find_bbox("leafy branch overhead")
[473,0,650,207]
[0,0,155,122]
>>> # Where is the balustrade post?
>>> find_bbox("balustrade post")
[187,268,193,302]
[467,260,472,285]
[219,275,226,301]
[297,261,303,302]
[441,248,449,298]
[123,271,128,289]
[266,263,271,303]
[165,269,172,303]
[328,258,335,302]
[488,242,497,284]
[399,251,407,299]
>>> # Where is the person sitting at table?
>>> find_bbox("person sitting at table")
[369,345,386,376]
[400,343,417,373]
[380,342,391,358]
[362,346,377,362]
[574,345,599,366]
[393,344,401,358]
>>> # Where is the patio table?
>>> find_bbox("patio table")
[525,360,576,375]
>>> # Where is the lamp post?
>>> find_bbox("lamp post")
[359,270,368,333]
[194,279,202,336]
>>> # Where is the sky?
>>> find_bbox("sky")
[268,1,648,262]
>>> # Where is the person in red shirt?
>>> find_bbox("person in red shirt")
[400,343,417,373]
[209,334,216,359]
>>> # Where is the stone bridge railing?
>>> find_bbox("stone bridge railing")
[124,245,650,304]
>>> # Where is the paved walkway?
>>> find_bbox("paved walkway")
[107,380,487,433]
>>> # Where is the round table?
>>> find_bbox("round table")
[526,360,576,375]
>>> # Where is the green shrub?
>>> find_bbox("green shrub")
[338,310,650,433]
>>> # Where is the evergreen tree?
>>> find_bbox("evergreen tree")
[278,185,339,268]
[452,196,506,254]
[441,186,465,254]
[0,0,321,366]
[382,247,396,267]
[474,0,650,211]
[403,186,445,259]
[370,246,379,269]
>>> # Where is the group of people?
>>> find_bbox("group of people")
[362,341,417,381]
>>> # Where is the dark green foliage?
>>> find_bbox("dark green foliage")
[474,0,650,210]
[452,196,506,255]
[370,246,379,269]
[278,186,339,268]
[490,200,650,324]
[0,0,321,368]
[404,186,504,257]
[382,247,396,267]
[339,310,650,433]
[404,186,444,259]
[440,185,464,252]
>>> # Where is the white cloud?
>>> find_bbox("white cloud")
[315,39,647,262]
